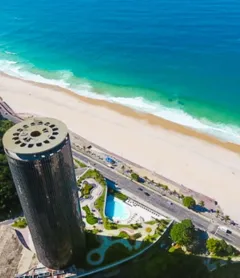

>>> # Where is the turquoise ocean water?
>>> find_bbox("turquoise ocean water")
[1,0,240,143]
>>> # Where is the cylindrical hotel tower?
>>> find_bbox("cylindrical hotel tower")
[2,117,85,269]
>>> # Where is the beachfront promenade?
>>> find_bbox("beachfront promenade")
[72,150,240,249]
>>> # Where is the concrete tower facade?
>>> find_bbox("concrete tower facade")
[3,117,85,269]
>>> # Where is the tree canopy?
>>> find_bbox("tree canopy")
[127,248,209,278]
[183,196,196,209]
[0,120,21,220]
[170,219,195,248]
[131,172,140,182]
[206,238,237,256]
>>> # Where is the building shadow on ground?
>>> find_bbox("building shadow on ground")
[78,229,239,278]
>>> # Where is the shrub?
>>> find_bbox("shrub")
[81,182,93,197]
[182,196,196,209]
[144,234,158,243]
[162,185,169,191]
[131,223,142,229]
[131,172,140,182]
[159,219,170,227]
[87,215,98,225]
[132,232,142,240]
[118,231,130,239]
[12,217,27,228]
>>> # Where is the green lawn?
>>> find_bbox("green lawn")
[145,220,158,225]
[78,169,110,229]
[82,205,98,225]
[74,159,87,168]
[118,231,130,239]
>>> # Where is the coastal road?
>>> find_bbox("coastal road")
[73,151,209,228]
[216,229,240,247]
[73,150,240,248]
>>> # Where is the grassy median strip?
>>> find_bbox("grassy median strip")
[74,158,87,168]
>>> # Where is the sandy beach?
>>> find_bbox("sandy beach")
[0,73,240,222]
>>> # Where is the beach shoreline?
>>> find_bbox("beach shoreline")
[1,72,240,153]
[1,72,240,222]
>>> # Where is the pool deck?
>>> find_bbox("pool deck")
[79,176,166,227]
[105,195,131,222]
[79,176,162,242]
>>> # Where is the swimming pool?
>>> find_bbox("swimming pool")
[105,194,130,221]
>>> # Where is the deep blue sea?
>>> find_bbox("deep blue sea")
[1,0,240,143]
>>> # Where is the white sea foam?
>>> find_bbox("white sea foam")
[0,58,240,144]
[0,59,70,87]
[107,96,240,143]
[4,51,16,55]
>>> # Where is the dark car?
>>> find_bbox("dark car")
[138,187,143,191]
[144,192,150,196]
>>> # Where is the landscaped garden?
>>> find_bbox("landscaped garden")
[80,182,94,198]
[77,167,179,271]
[82,205,98,225]
[143,219,170,243]
[78,166,237,276]
[73,159,240,275]
[78,169,118,230]
[169,218,239,260]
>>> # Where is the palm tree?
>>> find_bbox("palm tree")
[199,200,205,207]
[121,165,125,172]
[216,209,220,217]
[224,215,230,222]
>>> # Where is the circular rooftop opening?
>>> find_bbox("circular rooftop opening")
[30,130,41,137]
